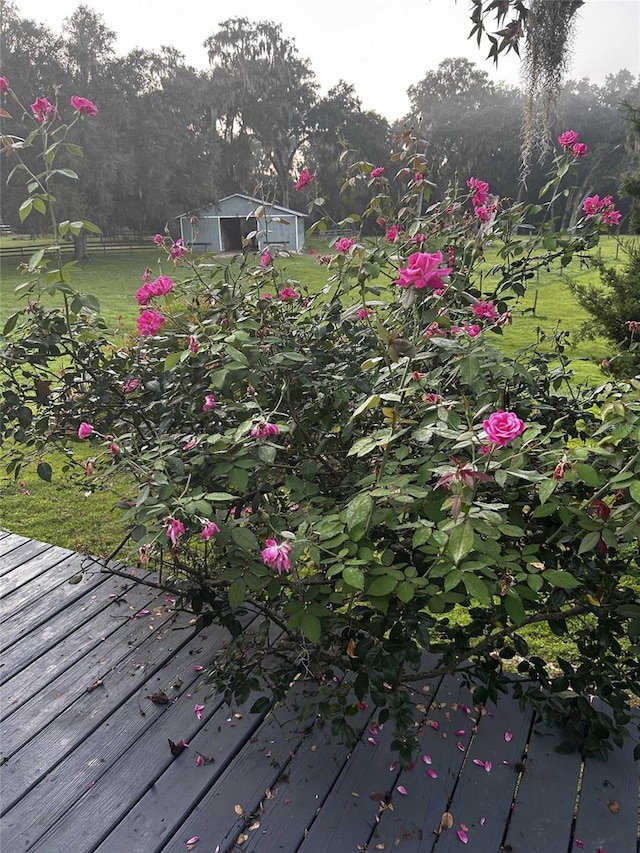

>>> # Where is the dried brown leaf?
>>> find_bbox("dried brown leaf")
[438,812,454,833]
[234,804,245,816]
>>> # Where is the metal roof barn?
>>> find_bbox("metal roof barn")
[177,194,306,254]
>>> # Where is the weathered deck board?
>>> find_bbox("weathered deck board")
[0,535,638,853]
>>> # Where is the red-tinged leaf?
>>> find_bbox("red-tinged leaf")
[457,828,469,844]
[168,738,187,757]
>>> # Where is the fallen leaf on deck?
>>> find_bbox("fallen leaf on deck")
[438,812,454,833]
[608,800,620,814]
[234,804,245,816]
[149,690,171,705]
[86,679,103,692]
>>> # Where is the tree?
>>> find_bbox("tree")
[468,0,585,171]
[204,18,317,206]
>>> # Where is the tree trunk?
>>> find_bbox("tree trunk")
[73,231,89,261]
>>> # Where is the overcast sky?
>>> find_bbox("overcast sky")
[12,0,640,121]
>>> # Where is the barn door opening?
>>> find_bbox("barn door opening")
[220,217,258,251]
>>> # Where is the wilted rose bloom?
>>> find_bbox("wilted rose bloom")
[153,234,165,245]
[260,251,272,267]
[558,129,579,148]
[278,286,299,301]
[123,378,139,393]
[572,142,588,158]
[250,421,280,439]
[164,516,185,547]
[424,392,442,404]
[200,520,220,541]
[467,177,489,207]
[335,237,354,253]
[261,538,292,575]
[472,300,498,320]
[395,251,452,290]
[386,224,400,243]
[70,96,98,116]
[77,422,93,439]
[356,307,372,321]
[142,266,151,283]
[294,168,315,191]
[189,334,199,354]
[30,96,53,121]
[136,309,165,336]
[0,77,8,93]
[202,394,216,412]
[452,322,481,337]
[482,410,526,446]
[169,239,185,260]
[370,166,385,178]
[110,443,120,455]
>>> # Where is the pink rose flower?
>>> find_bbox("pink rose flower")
[335,237,354,254]
[136,309,165,336]
[164,516,185,547]
[582,194,622,225]
[474,203,496,222]
[601,208,621,226]
[278,286,299,301]
[153,234,165,245]
[0,77,8,93]
[202,394,216,413]
[30,96,53,122]
[260,251,272,267]
[558,130,579,149]
[482,410,526,446]
[200,521,220,541]
[77,422,93,439]
[250,421,280,439]
[385,224,400,243]
[261,538,292,575]
[472,300,498,321]
[294,168,315,191]
[572,142,588,158]
[467,177,489,207]
[395,251,452,290]
[356,307,372,321]
[70,96,98,116]
[370,166,385,178]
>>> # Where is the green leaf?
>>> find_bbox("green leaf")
[249,696,271,714]
[537,479,557,505]
[503,590,526,625]
[367,575,397,597]
[163,352,181,371]
[82,219,102,234]
[205,492,238,501]
[300,612,321,643]
[67,574,83,585]
[36,462,52,482]
[447,521,474,565]
[342,565,365,590]
[55,168,79,180]
[231,527,259,552]
[463,573,492,605]
[228,578,246,610]
[573,462,601,487]
[225,345,249,366]
[32,197,46,215]
[629,479,640,505]
[18,199,33,222]
[65,143,84,156]
[350,394,380,421]
[345,493,373,534]
[544,569,581,590]
[257,444,276,464]
[395,580,415,603]
[577,530,601,555]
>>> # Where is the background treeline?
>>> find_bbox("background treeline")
[1,2,639,236]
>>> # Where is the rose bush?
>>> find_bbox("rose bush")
[1,90,639,762]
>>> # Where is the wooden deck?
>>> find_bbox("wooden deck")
[1,531,638,853]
